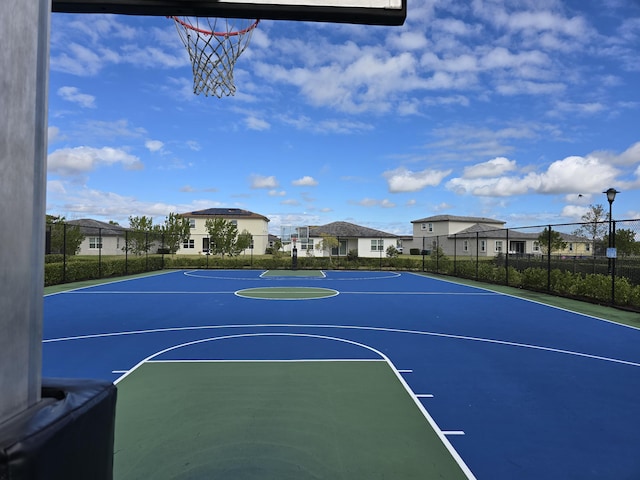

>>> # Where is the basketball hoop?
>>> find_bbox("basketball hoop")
[170,16,259,97]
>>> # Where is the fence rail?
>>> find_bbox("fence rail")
[45,219,640,311]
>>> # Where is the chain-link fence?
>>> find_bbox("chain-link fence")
[45,219,640,311]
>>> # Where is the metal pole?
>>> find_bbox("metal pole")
[611,220,616,305]
[547,225,551,292]
[506,228,509,286]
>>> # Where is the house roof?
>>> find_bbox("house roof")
[181,208,269,222]
[411,214,505,225]
[309,221,397,238]
[450,224,590,241]
[66,218,128,236]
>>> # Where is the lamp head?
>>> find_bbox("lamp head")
[603,187,619,204]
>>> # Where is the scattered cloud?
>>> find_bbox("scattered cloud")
[250,174,279,189]
[57,86,96,108]
[384,167,453,193]
[292,176,318,187]
[48,146,143,176]
[145,139,164,152]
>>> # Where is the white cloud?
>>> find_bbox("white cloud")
[292,176,318,187]
[250,174,279,189]
[57,86,96,108]
[447,154,620,197]
[245,116,271,131]
[384,167,453,193]
[281,199,300,206]
[48,146,143,176]
[463,157,517,179]
[145,140,164,152]
[48,126,60,143]
[268,190,286,197]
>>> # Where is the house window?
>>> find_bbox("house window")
[421,223,427,230]
[301,239,314,250]
[89,237,102,249]
[188,218,195,229]
[495,240,503,252]
[463,240,469,252]
[183,239,195,249]
[568,243,574,252]
[428,223,433,232]
[586,243,591,252]
[230,220,238,226]
[371,239,384,251]
[533,241,540,252]
[480,240,486,252]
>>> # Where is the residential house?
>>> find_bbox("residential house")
[406,214,592,257]
[66,219,128,256]
[297,221,399,258]
[178,208,270,254]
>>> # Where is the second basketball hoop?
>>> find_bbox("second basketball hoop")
[170,16,259,97]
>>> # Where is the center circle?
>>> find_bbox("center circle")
[235,287,339,300]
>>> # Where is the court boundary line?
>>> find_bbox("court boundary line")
[44,269,178,297]
[113,332,477,480]
[43,323,640,368]
[407,272,640,332]
[183,269,402,281]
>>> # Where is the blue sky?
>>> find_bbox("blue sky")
[46,0,640,235]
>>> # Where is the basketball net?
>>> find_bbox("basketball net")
[170,17,259,97]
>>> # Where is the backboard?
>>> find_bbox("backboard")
[51,0,407,26]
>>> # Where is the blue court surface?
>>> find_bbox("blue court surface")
[43,270,640,479]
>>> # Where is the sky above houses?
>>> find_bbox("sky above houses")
[46,0,640,235]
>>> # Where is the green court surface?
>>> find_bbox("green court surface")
[236,286,338,299]
[114,361,468,480]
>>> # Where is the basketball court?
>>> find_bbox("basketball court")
[42,270,640,479]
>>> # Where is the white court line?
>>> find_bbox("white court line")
[42,323,640,369]
[406,272,640,332]
[443,431,466,436]
[416,394,434,398]
[398,369,413,373]
[113,332,477,480]
[148,358,384,363]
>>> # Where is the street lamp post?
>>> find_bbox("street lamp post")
[604,188,619,303]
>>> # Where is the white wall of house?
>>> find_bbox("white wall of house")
[78,235,125,256]
[178,216,270,255]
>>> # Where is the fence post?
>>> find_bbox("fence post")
[453,233,457,275]
[62,223,67,283]
[476,232,479,280]
[98,227,102,279]
[125,230,129,275]
[611,220,616,305]
[547,225,552,292]
[436,236,440,273]
[505,228,509,286]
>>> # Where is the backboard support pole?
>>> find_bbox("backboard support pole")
[0,0,49,423]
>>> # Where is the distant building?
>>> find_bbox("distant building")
[178,208,270,254]
[406,215,592,257]
[295,221,399,258]
[66,218,128,256]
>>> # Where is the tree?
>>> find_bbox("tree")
[572,204,608,255]
[125,215,154,255]
[205,218,241,257]
[46,215,84,255]
[233,229,253,256]
[386,245,399,258]
[158,213,191,254]
[315,234,339,264]
[604,228,640,257]
[537,227,567,255]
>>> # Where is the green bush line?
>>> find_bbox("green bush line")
[44,254,640,309]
